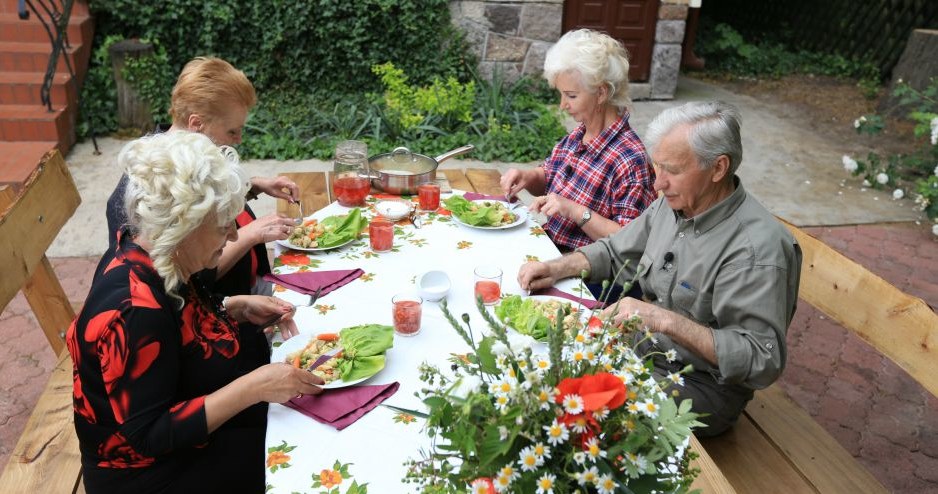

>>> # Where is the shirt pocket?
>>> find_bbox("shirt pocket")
[636,254,659,301]
[671,281,715,325]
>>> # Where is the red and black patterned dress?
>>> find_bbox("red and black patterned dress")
[67,231,266,493]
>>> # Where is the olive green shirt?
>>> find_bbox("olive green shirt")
[579,177,802,390]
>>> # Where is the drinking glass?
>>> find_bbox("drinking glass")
[333,140,370,207]
[369,218,394,253]
[392,293,423,336]
[473,265,502,306]
[417,182,441,211]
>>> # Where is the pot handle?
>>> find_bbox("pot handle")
[434,144,475,164]
[391,147,414,162]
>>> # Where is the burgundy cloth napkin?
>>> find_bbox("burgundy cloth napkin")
[533,287,605,310]
[263,269,363,297]
[284,382,400,430]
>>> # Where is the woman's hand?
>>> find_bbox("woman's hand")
[250,175,299,202]
[227,295,301,339]
[240,213,296,244]
[248,363,324,404]
[529,193,581,221]
[501,167,547,197]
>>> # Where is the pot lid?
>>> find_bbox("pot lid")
[369,147,437,174]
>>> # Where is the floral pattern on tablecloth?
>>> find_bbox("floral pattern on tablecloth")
[310,460,368,493]
[393,412,417,424]
[266,440,296,473]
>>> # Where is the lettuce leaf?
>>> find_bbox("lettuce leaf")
[317,208,367,248]
[443,196,504,226]
[336,324,394,381]
[494,295,551,341]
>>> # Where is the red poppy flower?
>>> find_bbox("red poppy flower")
[556,372,627,412]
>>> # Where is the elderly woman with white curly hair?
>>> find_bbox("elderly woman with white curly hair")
[67,131,322,494]
[501,29,656,259]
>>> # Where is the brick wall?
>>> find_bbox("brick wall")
[449,0,688,99]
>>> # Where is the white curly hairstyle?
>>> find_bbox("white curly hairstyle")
[120,131,247,298]
[543,29,632,113]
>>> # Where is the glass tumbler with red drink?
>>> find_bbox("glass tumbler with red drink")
[473,265,502,306]
[392,293,423,336]
[417,182,441,211]
[333,140,370,207]
[369,218,393,252]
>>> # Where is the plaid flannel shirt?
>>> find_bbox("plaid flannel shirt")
[541,113,655,250]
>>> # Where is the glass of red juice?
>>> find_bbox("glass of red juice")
[392,293,423,336]
[369,219,393,252]
[417,182,441,211]
[473,265,502,306]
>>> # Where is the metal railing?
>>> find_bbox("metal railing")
[17,0,78,112]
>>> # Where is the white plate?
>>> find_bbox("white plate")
[276,333,386,389]
[496,295,590,341]
[275,236,356,252]
[450,200,528,230]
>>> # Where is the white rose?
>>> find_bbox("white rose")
[931,117,938,146]
[893,189,904,200]
[933,223,938,237]
[876,173,889,185]
[933,164,938,177]
[842,155,858,172]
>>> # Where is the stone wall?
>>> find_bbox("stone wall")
[449,0,689,100]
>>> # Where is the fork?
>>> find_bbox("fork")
[505,193,522,211]
[292,199,306,225]
[258,286,323,332]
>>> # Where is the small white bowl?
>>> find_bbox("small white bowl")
[418,270,451,302]
[375,200,412,221]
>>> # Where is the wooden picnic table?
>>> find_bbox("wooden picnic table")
[275,167,736,493]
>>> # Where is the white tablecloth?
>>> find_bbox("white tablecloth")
[264,193,590,492]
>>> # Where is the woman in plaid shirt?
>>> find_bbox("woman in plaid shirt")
[501,29,656,252]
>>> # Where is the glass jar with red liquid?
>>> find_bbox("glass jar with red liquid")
[392,293,423,336]
[473,265,503,306]
[417,182,441,211]
[369,218,393,252]
[333,140,370,207]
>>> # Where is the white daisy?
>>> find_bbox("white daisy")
[592,407,610,422]
[626,451,648,471]
[569,414,590,433]
[532,442,551,460]
[535,473,556,494]
[584,437,607,462]
[667,372,685,386]
[494,473,512,492]
[533,356,551,373]
[518,446,542,472]
[640,399,659,418]
[536,386,557,411]
[577,466,599,486]
[561,393,584,415]
[498,464,519,483]
[627,401,641,415]
[596,474,618,494]
[664,349,678,362]
[494,394,510,411]
[573,451,587,465]
[543,419,569,445]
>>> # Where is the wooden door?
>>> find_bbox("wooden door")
[562,0,660,81]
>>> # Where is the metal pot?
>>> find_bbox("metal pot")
[367,144,474,195]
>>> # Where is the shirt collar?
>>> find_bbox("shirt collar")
[573,112,630,155]
[673,175,746,234]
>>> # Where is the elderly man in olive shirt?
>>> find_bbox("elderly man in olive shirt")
[518,101,802,436]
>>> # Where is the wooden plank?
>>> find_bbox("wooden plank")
[441,169,473,193]
[699,414,814,493]
[465,168,503,196]
[747,387,888,493]
[782,221,938,397]
[0,351,83,494]
[0,150,80,313]
[22,256,74,354]
[689,434,736,493]
[275,172,331,217]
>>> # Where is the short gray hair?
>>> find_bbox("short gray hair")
[543,29,632,113]
[644,101,743,174]
[121,131,247,297]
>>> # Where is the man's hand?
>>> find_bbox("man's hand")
[603,296,717,366]
[250,175,299,202]
[517,252,591,292]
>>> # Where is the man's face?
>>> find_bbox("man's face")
[651,125,722,218]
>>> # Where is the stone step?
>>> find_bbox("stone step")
[0,12,93,44]
[0,71,76,107]
[0,40,82,74]
[0,104,74,154]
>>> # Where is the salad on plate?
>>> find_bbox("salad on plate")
[285,324,393,385]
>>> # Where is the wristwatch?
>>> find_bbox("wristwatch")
[576,209,592,228]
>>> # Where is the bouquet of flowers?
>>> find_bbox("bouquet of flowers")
[404,291,704,493]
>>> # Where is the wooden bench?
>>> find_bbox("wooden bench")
[0,150,84,493]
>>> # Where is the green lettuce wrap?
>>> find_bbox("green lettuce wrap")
[317,208,368,248]
[443,196,505,226]
[495,295,552,341]
[336,324,394,381]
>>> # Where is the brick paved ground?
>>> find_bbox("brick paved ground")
[1,223,936,492]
